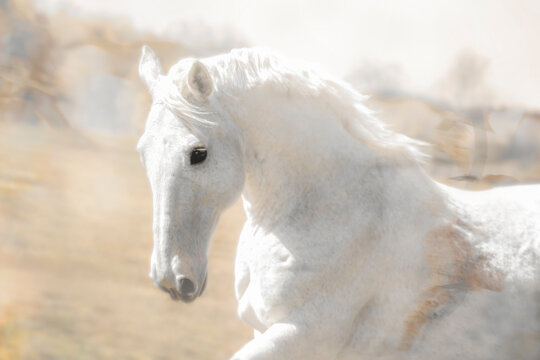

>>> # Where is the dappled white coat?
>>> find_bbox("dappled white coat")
[138,46,540,360]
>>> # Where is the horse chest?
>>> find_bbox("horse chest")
[236,228,324,328]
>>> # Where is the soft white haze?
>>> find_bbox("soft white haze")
[36,0,540,109]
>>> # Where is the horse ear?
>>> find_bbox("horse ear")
[139,45,163,91]
[186,61,213,100]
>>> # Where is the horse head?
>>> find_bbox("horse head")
[137,46,245,302]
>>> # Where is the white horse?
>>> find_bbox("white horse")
[137,46,540,360]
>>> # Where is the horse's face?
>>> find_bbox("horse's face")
[137,46,245,302]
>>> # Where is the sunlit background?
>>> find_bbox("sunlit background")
[1,0,539,359]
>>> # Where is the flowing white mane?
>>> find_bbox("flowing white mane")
[162,48,427,162]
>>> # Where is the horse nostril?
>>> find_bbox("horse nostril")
[178,277,196,295]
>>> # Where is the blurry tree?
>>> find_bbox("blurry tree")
[0,0,247,132]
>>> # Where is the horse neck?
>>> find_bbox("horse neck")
[220,84,446,235]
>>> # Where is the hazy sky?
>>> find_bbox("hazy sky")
[38,0,540,109]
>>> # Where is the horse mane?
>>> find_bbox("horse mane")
[165,48,427,162]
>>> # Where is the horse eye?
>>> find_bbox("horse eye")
[190,147,207,165]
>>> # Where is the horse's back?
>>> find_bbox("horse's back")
[446,183,540,282]
[445,182,539,243]
[451,183,540,221]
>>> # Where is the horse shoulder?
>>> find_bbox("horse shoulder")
[399,184,540,351]
[399,216,505,350]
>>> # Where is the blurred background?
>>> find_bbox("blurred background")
[0,0,539,359]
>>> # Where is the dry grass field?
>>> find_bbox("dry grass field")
[0,122,251,359]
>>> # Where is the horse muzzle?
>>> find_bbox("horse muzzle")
[154,271,208,303]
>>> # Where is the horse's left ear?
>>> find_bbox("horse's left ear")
[139,45,163,92]
[186,61,213,100]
